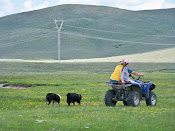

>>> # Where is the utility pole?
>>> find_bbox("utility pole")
[54,19,63,61]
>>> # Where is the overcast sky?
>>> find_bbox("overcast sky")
[0,0,175,17]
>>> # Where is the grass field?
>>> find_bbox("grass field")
[0,47,175,63]
[0,62,175,130]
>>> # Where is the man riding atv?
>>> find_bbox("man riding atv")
[105,59,157,107]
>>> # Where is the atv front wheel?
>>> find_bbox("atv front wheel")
[127,91,140,107]
[146,92,157,106]
[105,90,117,106]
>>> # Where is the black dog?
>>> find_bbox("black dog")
[46,93,61,106]
[66,93,82,106]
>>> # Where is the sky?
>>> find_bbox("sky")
[0,0,175,17]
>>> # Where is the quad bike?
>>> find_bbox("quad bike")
[105,74,157,107]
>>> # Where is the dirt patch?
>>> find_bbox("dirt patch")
[9,84,32,88]
[0,83,32,89]
[0,83,59,89]
[0,82,8,87]
[34,84,59,86]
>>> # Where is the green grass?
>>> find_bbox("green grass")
[0,62,175,130]
[0,62,174,74]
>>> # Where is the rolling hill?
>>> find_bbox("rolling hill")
[0,4,175,60]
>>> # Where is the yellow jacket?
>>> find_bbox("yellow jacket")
[110,65,123,81]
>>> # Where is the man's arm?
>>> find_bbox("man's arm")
[131,71,144,76]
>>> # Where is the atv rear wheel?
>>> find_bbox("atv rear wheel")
[105,90,117,106]
[127,91,140,107]
[146,92,157,106]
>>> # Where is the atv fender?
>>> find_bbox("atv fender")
[142,82,156,99]
[142,82,156,93]
[130,85,142,98]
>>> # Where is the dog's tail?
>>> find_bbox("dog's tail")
[79,94,82,100]
[57,94,61,100]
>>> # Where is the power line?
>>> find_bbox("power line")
[1,25,174,49]
[0,32,56,48]
[61,31,174,46]
[64,24,175,38]
[1,29,173,48]
[0,29,56,41]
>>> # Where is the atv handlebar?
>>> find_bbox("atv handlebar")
[129,74,141,80]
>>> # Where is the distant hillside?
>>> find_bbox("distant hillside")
[0,4,175,60]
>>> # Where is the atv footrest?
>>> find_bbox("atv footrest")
[112,98,118,102]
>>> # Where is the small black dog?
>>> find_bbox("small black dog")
[66,93,82,106]
[46,93,61,106]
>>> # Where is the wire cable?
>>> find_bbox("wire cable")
[61,31,174,46]
[0,33,56,48]
[64,24,175,38]
[0,29,56,41]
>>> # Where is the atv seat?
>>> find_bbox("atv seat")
[112,81,131,84]
[105,81,131,86]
